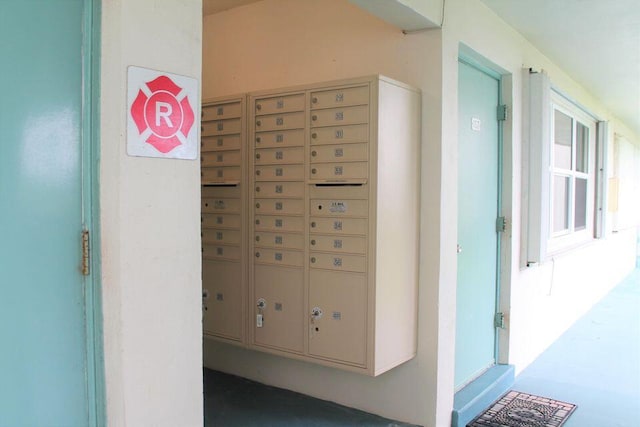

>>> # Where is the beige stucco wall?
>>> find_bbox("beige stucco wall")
[100,0,203,425]
[199,0,639,426]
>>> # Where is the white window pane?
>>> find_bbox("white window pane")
[553,175,570,233]
[574,178,587,230]
[576,122,588,173]
[554,110,572,169]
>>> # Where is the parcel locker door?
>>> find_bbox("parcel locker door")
[253,265,304,353]
[203,260,243,340]
[309,270,366,366]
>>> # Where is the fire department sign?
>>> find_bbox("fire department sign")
[127,66,198,159]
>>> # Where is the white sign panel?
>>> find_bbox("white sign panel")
[127,66,199,159]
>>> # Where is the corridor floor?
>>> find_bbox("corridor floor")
[203,368,417,426]
[512,268,640,427]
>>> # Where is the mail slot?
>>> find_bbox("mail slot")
[310,143,368,163]
[255,111,305,132]
[309,217,368,235]
[201,150,241,167]
[255,215,305,233]
[255,146,304,165]
[309,235,366,254]
[254,198,305,215]
[255,93,305,115]
[202,118,242,136]
[254,248,304,267]
[255,129,305,148]
[202,197,241,214]
[255,164,305,182]
[309,252,366,273]
[310,85,369,110]
[310,105,368,127]
[202,101,242,121]
[201,213,241,230]
[201,134,241,152]
[255,231,305,250]
[310,162,368,181]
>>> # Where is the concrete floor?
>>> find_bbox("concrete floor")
[203,269,640,427]
[513,268,640,427]
[203,369,417,426]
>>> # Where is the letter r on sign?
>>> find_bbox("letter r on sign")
[156,101,174,127]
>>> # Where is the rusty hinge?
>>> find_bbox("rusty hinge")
[497,104,508,121]
[494,312,506,329]
[82,230,90,276]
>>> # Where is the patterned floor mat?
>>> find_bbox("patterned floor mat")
[468,391,577,427]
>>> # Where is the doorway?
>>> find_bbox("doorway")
[454,58,503,389]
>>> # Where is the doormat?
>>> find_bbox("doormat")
[468,391,577,427]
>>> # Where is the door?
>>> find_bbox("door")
[455,60,501,389]
[0,1,93,424]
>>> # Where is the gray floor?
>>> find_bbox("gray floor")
[203,369,417,426]
[513,268,640,427]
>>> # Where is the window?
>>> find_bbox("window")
[547,95,596,252]
[524,70,604,264]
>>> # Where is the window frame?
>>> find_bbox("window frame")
[547,93,597,254]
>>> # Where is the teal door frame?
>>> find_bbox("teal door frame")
[455,53,505,387]
[82,0,106,425]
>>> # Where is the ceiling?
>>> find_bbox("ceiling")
[481,0,640,137]
[203,0,640,137]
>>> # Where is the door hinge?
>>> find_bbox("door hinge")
[494,312,506,329]
[496,216,507,233]
[81,230,90,276]
[497,104,508,121]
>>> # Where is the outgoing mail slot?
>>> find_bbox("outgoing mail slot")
[310,124,369,146]
[202,185,240,199]
[202,197,241,214]
[201,213,241,230]
[309,217,368,236]
[255,111,305,132]
[254,248,304,268]
[255,147,304,165]
[255,231,305,250]
[310,199,368,217]
[310,105,368,127]
[310,85,369,110]
[202,118,242,136]
[201,134,241,152]
[254,198,305,215]
[202,101,242,121]
[310,162,368,181]
[309,183,369,200]
[255,129,305,148]
[255,215,305,233]
[310,143,368,163]
[309,235,366,254]
[201,150,241,167]
[202,166,242,183]
[202,228,241,245]
[255,181,305,198]
[202,244,241,261]
[309,252,366,273]
[255,164,304,182]
[255,93,305,116]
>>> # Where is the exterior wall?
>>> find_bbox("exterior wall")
[202,0,640,425]
[440,0,640,375]
[100,1,203,426]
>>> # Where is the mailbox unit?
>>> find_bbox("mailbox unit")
[202,75,420,376]
[201,94,248,345]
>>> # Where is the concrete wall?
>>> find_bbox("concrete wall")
[202,0,640,425]
[100,0,203,425]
